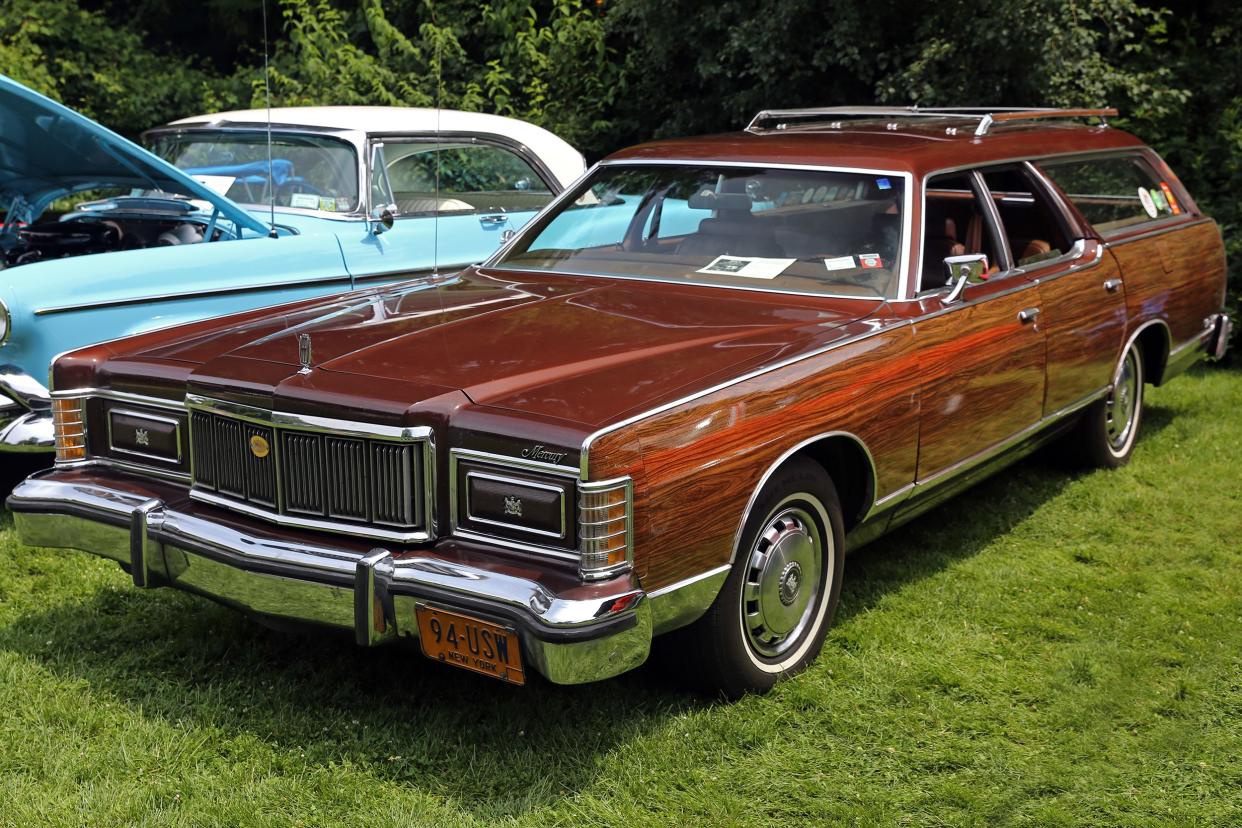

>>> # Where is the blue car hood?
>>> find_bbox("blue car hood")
[0,74,267,234]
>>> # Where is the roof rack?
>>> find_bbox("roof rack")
[745,106,1119,137]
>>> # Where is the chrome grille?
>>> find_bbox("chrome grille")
[189,405,430,539]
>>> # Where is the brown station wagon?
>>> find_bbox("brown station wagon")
[9,106,1231,697]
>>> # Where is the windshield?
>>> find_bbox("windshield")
[150,131,360,213]
[493,164,907,298]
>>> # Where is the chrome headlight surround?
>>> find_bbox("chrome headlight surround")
[0,296,10,345]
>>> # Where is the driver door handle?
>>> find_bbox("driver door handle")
[479,214,509,226]
[1018,307,1041,324]
[1104,278,1123,293]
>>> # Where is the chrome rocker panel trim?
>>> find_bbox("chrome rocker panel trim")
[7,475,652,686]
[0,364,53,451]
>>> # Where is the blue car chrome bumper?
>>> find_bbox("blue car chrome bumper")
[6,474,652,685]
[0,364,53,452]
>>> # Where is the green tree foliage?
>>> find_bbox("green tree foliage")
[0,0,1237,304]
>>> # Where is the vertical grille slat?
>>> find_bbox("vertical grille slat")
[326,436,368,521]
[372,443,416,527]
[189,407,425,535]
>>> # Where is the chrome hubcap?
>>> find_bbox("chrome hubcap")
[1106,348,1140,450]
[741,504,824,659]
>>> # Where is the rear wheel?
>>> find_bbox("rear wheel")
[1071,340,1145,468]
[675,459,844,699]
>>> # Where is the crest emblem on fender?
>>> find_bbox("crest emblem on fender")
[134,428,149,447]
[298,333,313,374]
[503,496,523,517]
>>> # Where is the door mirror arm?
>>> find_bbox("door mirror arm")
[371,206,396,235]
[940,253,989,305]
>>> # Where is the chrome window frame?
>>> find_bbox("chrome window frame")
[449,447,581,564]
[484,158,916,302]
[186,394,436,544]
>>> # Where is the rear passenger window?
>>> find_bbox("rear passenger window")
[979,167,1074,268]
[1038,155,1182,235]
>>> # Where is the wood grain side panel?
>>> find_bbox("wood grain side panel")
[1037,252,1127,413]
[587,325,919,592]
[912,280,1047,478]
[1109,220,1227,347]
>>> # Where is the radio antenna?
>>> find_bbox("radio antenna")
[432,12,442,278]
[261,0,278,237]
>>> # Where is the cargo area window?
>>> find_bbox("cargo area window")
[1037,155,1184,236]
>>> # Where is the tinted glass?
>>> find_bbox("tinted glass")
[980,167,1073,267]
[152,131,360,212]
[494,164,907,298]
[920,173,1000,291]
[383,144,552,216]
[1039,155,1183,234]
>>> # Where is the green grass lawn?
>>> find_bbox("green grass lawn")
[1,366,1240,827]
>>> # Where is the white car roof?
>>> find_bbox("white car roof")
[167,106,586,189]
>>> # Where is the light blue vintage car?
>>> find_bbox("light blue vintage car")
[0,76,585,454]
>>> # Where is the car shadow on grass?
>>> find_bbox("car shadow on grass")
[0,401,1180,818]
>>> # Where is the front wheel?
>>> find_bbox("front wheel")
[674,459,845,699]
[1072,340,1145,468]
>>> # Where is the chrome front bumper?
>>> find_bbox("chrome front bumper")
[0,364,53,452]
[7,475,652,685]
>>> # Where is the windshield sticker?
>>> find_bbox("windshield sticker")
[335,197,353,212]
[1138,187,1158,218]
[824,255,856,271]
[290,193,320,210]
[191,175,235,196]
[1151,188,1169,213]
[698,255,797,279]
[875,177,892,190]
[1159,182,1182,214]
[858,253,883,269]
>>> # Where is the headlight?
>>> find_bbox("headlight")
[0,297,10,345]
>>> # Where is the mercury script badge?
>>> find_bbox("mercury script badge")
[250,434,270,459]
[520,444,567,464]
[298,333,313,374]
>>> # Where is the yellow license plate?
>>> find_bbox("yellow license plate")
[415,604,525,685]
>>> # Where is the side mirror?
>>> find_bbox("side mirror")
[371,206,396,235]
[940,253,989,304]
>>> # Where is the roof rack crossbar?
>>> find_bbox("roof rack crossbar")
[745,106,1118,136]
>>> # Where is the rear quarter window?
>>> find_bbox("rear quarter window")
[1038,155,1185,236]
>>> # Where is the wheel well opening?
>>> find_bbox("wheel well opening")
[800,436,875,532]
[1136,324,1171,386]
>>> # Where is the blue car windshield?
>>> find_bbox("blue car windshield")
[150,131,360,213]
[493,164,908,299]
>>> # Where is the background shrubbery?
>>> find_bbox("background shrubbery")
[1,0,1237,305]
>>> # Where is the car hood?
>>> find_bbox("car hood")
[135,268,882,428]
[0,74,267,233]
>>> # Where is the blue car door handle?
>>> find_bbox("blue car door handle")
[479,214,509,226]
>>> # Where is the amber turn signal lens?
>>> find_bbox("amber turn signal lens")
[578,478,632,579]
[52,397,87,462]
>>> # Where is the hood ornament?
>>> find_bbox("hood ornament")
[297,333,313,374]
